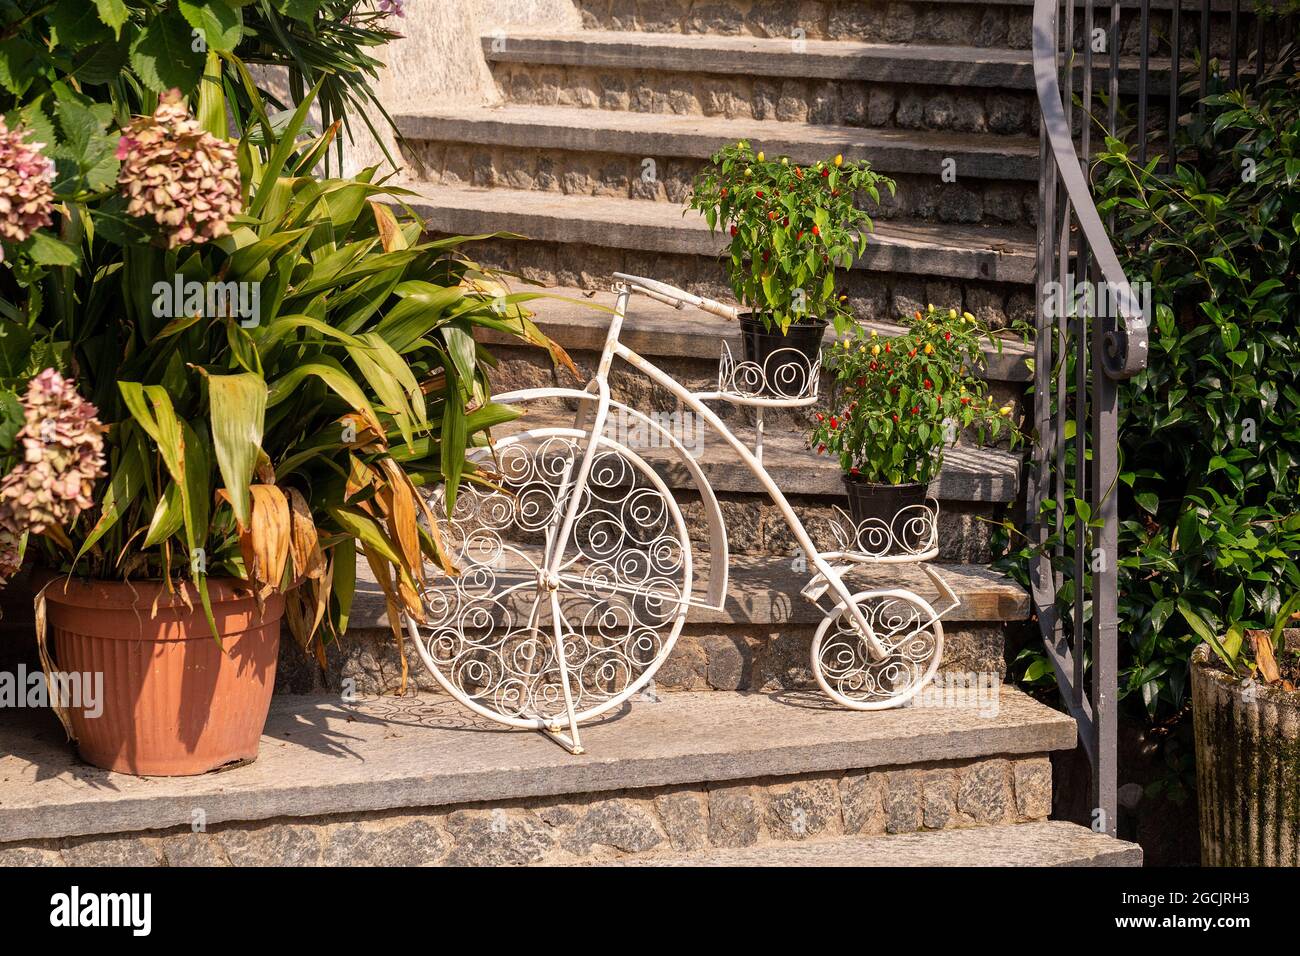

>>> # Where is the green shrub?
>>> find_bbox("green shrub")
[1009,60,1300,717]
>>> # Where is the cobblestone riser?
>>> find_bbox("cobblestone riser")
[0,753,1052,866]
[464,237,1036,329]
[576,0,1034,46]
[276,611,1010,696]
[491,62,1040,135]
[486,344,1026,434]
[406,141,1038,227]
[0,601,1011,705]
[573,0,1246,57]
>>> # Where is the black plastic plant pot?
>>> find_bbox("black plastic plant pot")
[841,476,929,556]
[738,313,827,398]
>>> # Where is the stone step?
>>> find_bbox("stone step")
[0,687,1079,865]
[291,555,1028,698]
[396,104,1041,180]
[398,105,1039,226]
[482,31,1164,93]
[352,555,1030,631]
[498,404,1022,503]
[478,283,1033,383]
[409,184,1037,285]
[600,819,1142,866]
[571,0,1240,57]
[485,33,1043,135]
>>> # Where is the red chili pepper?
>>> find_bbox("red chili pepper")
[892,414,899,423]
[812,225,821,236]
[755,189,764,198]
[944,331,952,342]
[729,225,738,237]
[911,406,920,415]
[821,167,829,178]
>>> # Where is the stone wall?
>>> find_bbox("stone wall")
[463,237,1036,330]
[0,753,1051,866]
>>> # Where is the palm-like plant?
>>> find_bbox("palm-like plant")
[0,61,570,685]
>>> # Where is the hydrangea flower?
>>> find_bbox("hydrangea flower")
[0,370,107,583]
[116,90,242,248]
[0,119,57,260]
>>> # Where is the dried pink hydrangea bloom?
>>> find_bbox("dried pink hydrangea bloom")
[0,529,20,583]
[116,89,242,248]
[0,119,57,259]
[0,371,107,574]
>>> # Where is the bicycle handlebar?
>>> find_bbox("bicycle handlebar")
[612,272,741,322]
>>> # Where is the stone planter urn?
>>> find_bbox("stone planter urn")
[1191,642,1300,866]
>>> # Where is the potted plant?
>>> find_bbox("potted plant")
[687,140,893,397]
[810,306,1014,554]
[0,27,563,774]
[1184,599,1300,865]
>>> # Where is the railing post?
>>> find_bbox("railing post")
[1090,317,1119,839]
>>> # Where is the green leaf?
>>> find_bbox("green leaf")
[1271,593,1300,654]
[1179,605,1237,674]
[76,438,147,560]
[205,371,267,529]
[179,0,244,53]
[332,536,356,633]
[48,3,112,48]
[0,40,39,96]
[129,8,206,94]
[20,232,80,266]
[93,0,130,38]
[266,356,376,421]
[440,380,467,515]
[195,49,227,139]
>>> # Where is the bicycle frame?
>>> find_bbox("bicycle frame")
[511,274,890,663]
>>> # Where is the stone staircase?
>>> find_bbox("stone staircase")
[0,1,1152,868]
[0,685,1140,867]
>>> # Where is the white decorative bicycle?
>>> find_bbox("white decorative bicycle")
[406,274,958,753]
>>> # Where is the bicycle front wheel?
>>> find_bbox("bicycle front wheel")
[409,427,693,730]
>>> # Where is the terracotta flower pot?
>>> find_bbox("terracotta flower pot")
[1191,643,1300,866]
[43,577,282,776]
